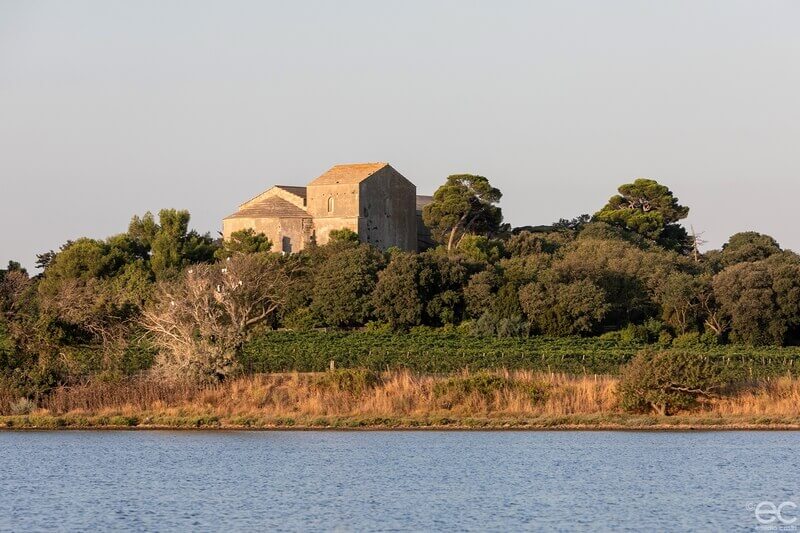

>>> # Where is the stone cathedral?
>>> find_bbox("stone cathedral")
[223,163,433,253]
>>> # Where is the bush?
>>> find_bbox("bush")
[619,319,665,345]
[619,350,737,415]
[311,368,381,396]
[432,373,546,406]
[672,331,721,349]
[471,312,528,338]
[657,331,674,347]
[283,307,319,331]
[672,332,703,348]
[9,397,36,415]
[363,321,393,334]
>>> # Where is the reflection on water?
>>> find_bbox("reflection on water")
[0,430,797,531]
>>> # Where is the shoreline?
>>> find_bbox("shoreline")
[4,414,800,431]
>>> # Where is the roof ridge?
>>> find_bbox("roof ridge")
[307,162,390,186]
[225,195,310,220]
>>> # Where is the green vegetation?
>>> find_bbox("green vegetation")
[2,172,800,414]
[618,350,737,415]
[239,330,800,378]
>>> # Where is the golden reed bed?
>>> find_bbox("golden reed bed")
[3,370,800,429]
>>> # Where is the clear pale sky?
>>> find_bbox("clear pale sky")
[1,1,799,270]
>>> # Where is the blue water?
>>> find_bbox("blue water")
[0,431,798,531]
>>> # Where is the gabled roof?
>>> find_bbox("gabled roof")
[238,185,306,209]
[307,162,389,186]
[273,185,307,200]
[225,196,310,220]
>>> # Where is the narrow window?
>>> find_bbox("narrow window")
[327,196,334,213]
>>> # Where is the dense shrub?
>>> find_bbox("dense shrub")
[432,373,546,406]
[311,368,381,395]
[618,350,740,415]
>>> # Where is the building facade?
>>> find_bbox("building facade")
[223,163,429,253]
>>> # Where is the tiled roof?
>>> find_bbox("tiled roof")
[238,185,306,209]
[307,163,388,186]
[225,196,310,220]
[274,185,307,200]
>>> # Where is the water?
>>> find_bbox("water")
[0,430,798,532]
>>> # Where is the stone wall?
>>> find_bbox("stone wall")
[222,216,312,253]
[358,166,417,251]
[306,182,360,245]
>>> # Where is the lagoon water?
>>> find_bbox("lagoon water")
[0,431,797,531]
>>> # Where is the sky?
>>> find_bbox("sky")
[1,1,799,270]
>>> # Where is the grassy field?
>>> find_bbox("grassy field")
[4,369,800,430]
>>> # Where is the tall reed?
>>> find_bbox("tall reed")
[5,369,799,420]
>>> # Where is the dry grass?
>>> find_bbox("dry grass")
[3,370,800,429]
[32,369,617,419]
[713,376,800,416]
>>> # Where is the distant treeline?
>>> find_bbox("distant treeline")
[2,175,800,395]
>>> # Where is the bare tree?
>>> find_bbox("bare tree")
[690,225,707,263]
[141,253,301,382]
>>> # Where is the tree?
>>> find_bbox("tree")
[464,269,501,319]
[422,174,503,251]
[128,212,159,252]
[141,253,301,382]
[712,252,800,345]
[214,229,272,260]
[371,253,423,329]
[719,232,781,267]
[372,251,469,329]
[0,265,31,320]
[654,272,704,334]
[37,238,152,348]
[505,231,563,257]
[148,209,217,279]
[519,277,609,335]
[455,234,504,264]
[552,214,590,232]
[594,178,690,251]
[311,244,386,327]
[328,228,360,245]
[549,237,687,326]
[619,350,731,415]
[0,261,26,278]
[35,251,57,271]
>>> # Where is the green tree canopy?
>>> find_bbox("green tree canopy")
[311,244,386,327]
[519,276,609,336]
[215,229,272,260]
[131,209,217,279]
[328,228,361,245]
[594,178,690,251]
[712,252,800,345]
[719,232,781,267]
[372,251,470,329]
[422,174,503,251]
[619,350,731,415]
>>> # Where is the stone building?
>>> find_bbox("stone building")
[223,163,429,253]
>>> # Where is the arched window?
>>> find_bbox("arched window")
[327,196,334,213]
